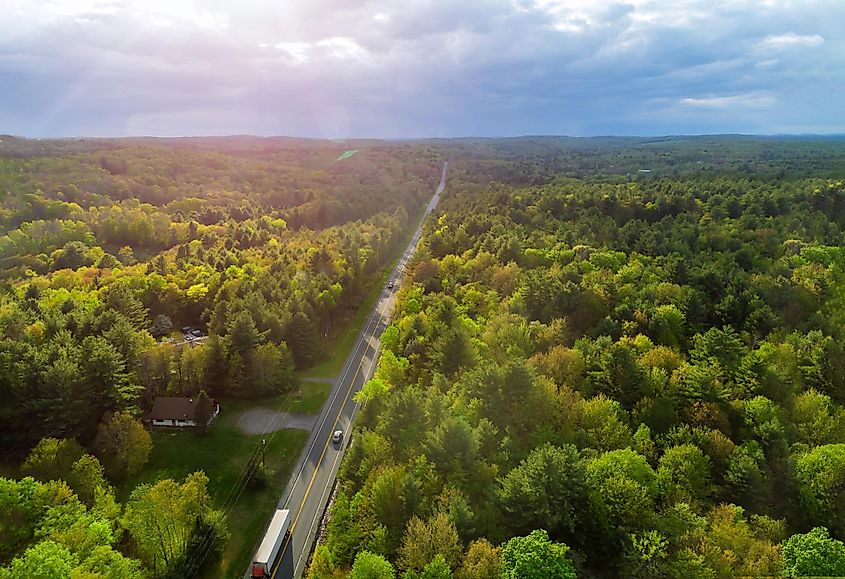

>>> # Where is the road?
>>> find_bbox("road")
[250,160,447,579]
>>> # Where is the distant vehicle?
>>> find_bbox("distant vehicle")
[251,509,291,578]
[387,281,395,289]
[180,327,205,341]
[332,429,343,443]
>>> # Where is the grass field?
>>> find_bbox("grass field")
[288,381,333,414]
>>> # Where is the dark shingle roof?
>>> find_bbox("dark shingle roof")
[145,397,197,421]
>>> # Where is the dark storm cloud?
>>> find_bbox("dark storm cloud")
[1,0,843,137]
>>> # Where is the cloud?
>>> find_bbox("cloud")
[0,0,843,137]
[679,93,776,109]
[759,32,825,49]
[270,37,368,65]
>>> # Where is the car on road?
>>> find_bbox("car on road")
[387,281,394,289]
[332,429,343,444]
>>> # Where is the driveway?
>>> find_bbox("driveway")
[235,407,317,435]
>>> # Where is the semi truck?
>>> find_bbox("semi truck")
[251,509,291,578]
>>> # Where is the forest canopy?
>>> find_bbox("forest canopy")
[312,136,845,578]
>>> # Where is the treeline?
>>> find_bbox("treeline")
[0,140,439,279]
[312,170,845,577]
[426,135,845,183]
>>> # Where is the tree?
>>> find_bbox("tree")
[117,246,136,266]
[690,326,745,376]
[80,335,137,424]
[226,309,265,354]
[103,315,153,372]
[0,477,45,558]
[657,444,711,505]
[349,551,396,579]
[701,504,782,577]
[67,453,109,506]
[99,283,149,328]
[583,340,644,409]
[398,513,462,573]
[724,442,766,506]
[21,438,84,482]
[194,390,214,434]
[574,395,631,451]
[420,554,453,579]
[324,491,363,568]
[0,540,77,579]
[75,545,145,578]
[497,443,586,539]
[456,539,501,579]
[649,304,686,348]
[52,240,93,270]
[624,530,669,578]
[433,327,475,378]
[791,388,845,446]
[247,342,294,396]
[177,343,210,395]
[367,465,412,541]
[529,346,584,389]
[500,530,577,579]
[586,449,657,534]
[93,411,152,479]
[782,527,845,578]
[96,253,121,269]
[307,545,337,579]
[793,444,845,532]
[150,314,173,339]
[287,311,321,367]
[122,472,227,576]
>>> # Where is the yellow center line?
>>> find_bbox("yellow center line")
[271,310,379,578]
[268,162,443,577]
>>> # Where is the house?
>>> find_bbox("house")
[144,396,220,427]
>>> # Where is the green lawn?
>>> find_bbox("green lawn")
[119,421,308,578]
[288,381,333,414]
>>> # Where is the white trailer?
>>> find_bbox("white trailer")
[251,509,291,578]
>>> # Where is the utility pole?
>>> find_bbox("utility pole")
[261,438,267,471]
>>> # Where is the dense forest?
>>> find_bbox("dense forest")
[311,137,845,578]
[5,134,845,578]
[0,137,441,451]
[0,137,440,576]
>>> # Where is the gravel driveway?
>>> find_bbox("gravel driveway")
[236,407,317,435]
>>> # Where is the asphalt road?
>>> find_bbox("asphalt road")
[253,160,447,579]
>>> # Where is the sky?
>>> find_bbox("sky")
[1,0,843,138]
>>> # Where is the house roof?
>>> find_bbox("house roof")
[146,397,197,421]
